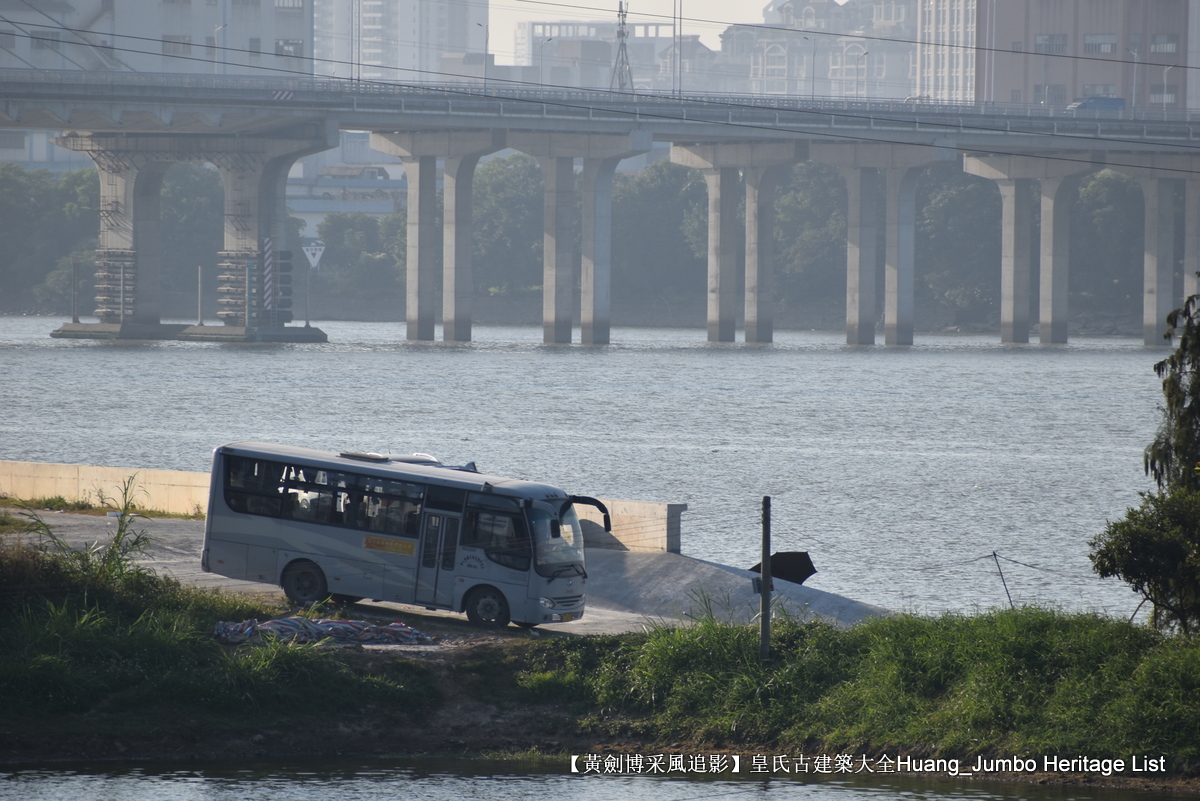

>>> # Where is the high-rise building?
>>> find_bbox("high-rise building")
[312,0,486,83]
[925,0,1192,110]
[743,0,917,99]
[0,0,315,76]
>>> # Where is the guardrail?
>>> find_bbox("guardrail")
[4,67,1199,125]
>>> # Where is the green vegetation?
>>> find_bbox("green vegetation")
[517,610,1200,763]
[2,161,1152,327]
[1091,295,1200,635]
[0,495,438,736]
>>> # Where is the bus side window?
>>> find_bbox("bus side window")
[462,508,530,571]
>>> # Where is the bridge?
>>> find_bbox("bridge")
[5,68,1200,346]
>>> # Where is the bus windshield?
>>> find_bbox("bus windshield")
[530,502,585,579]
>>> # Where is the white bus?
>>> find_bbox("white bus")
[200,442,609,628]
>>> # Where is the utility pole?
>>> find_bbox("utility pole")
[610,1,634,92]
[759,496,772,660]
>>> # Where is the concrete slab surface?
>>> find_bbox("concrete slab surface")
[13,511,883,634]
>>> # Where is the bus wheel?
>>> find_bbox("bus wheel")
[281,560,328,606]
[464,586,510,629]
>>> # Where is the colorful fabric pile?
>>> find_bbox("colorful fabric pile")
[213,616,432,645]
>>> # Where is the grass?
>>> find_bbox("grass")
[4,487,1198,767]
[0,486,206,520]
[0,496,439,733]
[517,609,1200,767]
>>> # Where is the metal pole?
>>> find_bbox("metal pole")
[305,260,311,328]
[1163,64,1175,113]
[759,495,772,660]
[1128,48,1139,109]
[809,36,817,100]
[71,257,79,323]
[992,551,1014,609]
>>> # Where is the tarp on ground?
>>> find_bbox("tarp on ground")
[214,616,432,645]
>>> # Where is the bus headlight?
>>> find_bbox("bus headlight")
[539,597,557,609]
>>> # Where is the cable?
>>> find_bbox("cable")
[6,15,1200,178]
[509,0,1200,79]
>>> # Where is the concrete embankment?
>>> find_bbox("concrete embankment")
[3,458,884,632]
[27,512,885,634]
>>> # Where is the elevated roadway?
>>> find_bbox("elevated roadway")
[5,69,1200,346]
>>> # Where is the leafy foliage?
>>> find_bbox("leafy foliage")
[527,609,1197,759]
[0,164,99,312]
[1146,293,1200,491]
[1091,489,1200,635]
[1070,169,1144,315]
[773,161,847,307]
[915,162,1001,321]
[314,211,406,309]
[611,160,707,306]
[472,153,546,295]
[0,491,438,723]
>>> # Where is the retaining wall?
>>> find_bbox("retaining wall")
[0,460,685,553]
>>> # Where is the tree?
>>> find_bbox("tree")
[1092,294,1200,635]
[915,162,1001,323]
[1090,488,1200,635]
[315,212,404,307]
[472,153,544,295]
[611,160,706,306]
[158,163,224,296]
[773,161,847,308]
[1070,169,1144,316]
[0,164,99,312]
[1144,294,1200,491]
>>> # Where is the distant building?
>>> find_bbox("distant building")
[0,0,315,76]
[919,0,1197,110]
[286,132,406,237]
[726,0,918,99]
[312,0,486,83]
[514,18,673,90]
[972,0,1190,110]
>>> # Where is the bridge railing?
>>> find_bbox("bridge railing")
[4,67,1199,125]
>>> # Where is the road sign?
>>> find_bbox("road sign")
[302,241,325,270]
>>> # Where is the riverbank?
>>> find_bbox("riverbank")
[2,526,1199,789]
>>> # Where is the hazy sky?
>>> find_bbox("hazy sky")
[487,0,771,63]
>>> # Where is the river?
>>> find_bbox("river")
[0,757,1170,800]
[0,316,1164,616]
[0,316,1173,799]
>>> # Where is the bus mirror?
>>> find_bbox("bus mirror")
[565,495,611,532]
[550,520,562,538]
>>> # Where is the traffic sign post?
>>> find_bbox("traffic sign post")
[302,241,324,328]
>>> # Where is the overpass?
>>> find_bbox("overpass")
[5,68,1200,346]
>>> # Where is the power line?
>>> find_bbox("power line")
[6,20,1200,176]
[511,0,1200,78]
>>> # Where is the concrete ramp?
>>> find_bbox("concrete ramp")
[584,548,885,629]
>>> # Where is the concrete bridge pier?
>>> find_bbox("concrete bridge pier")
[580,131,651,344]
[371,131,506,342]
[837,166,880,345]
[51,137,173,326]
[1102,155,1200,344]
[815,144,941,346]
[964,155,1096,345]
[994,178,1035,343]
[210,134,338,330]
[670,142,805,343]
[53,130,334,339]
[1137,176,1180,346]
[510,132,650,345]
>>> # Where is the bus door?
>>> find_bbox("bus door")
[414,513,460,607]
